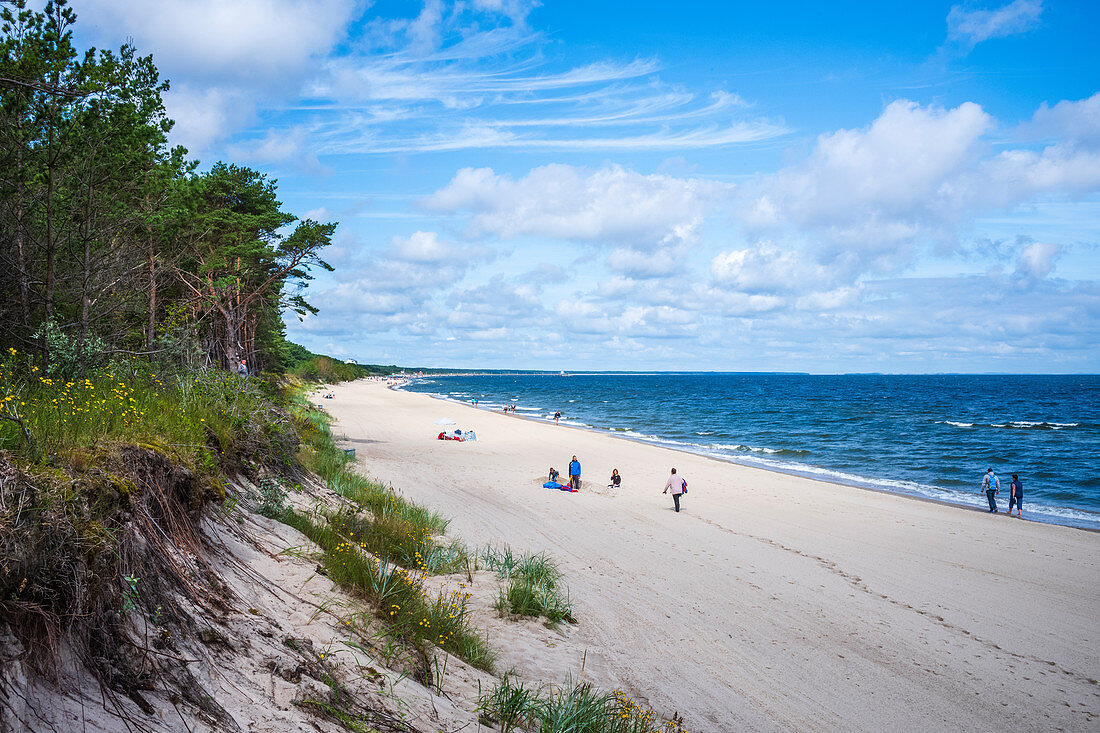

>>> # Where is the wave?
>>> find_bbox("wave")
[992,421,1079,430]
[938,420,1079,430]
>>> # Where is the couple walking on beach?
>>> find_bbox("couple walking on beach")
[981,468,1024,517]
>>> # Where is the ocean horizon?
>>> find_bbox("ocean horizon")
[402,372,1100,530]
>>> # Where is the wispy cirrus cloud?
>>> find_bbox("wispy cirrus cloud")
[81,0,785,157]
[945,0,1044,51]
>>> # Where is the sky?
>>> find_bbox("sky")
[76,0,1100,372]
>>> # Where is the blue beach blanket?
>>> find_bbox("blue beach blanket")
[543,481,575,492]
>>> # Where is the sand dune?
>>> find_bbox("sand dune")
[325,380,1100,732]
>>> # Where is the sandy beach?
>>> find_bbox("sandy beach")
[325,380,1100,732]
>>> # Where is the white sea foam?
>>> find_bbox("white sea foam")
[706,443,780,454]
[939,421,976,428]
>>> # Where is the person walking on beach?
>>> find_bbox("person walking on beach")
[663,468,686,512]
[568,455,581,491]
[554,410,561,425]
[981,468,1000,513]
[1009,474,1024,518]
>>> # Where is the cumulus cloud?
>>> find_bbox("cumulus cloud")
[743,96,1100,282]
[1014,241,1062,280]
[711,243,837,294]
[946,0,1043,47]
[425,163,727,249]
[1022,92,1100,147]
[389,230,465,263]
[750,100,991,234]
[80,0,359,154]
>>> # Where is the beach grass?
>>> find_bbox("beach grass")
[280,505,494,671]
[478,678,684,733]
[281,386,493,670]
[483,545,576,624]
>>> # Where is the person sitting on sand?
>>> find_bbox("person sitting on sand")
[549,467,560,483]
[663,467,686,513]
[568,455,581,491]
[608,469,621,489]
[1009,474,1024,518]
[981,468,1000,513]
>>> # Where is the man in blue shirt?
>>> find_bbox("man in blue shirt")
[980,468,1000,513]
[568,455,581,492]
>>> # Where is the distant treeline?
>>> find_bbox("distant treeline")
[0,0,336,377]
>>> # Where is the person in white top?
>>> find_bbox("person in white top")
[663,468,686,513]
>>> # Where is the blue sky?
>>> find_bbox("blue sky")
[79,0,1100,372]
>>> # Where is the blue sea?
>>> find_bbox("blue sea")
[401,373,1100,530]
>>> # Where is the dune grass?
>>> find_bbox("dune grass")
[281,387,491,670]
[279,506,493,670]
[479,677,685,733]
[483,545,576,624]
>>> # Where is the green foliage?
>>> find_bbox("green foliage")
[32,319,109,378]
[0,350,297,468]
[484,546,576,624]
[0,2,337,375]
[257,478,288,519]
[281,505,494,672]
[479,679,686,733]
[119,574,139,617]
[279,386,494,671]
[479,676,545,733]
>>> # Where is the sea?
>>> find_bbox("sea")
[400,373,1100,530]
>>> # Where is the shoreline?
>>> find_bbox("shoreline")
[399,384,1100,533]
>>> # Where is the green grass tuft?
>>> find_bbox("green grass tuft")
[484,545,575,624]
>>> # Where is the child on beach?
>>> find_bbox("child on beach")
[549,467,560,483]
[608,469,621,489]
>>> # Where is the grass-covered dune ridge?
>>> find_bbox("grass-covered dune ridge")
[0,352,690,731]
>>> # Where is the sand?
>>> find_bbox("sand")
[324,379,1100,732]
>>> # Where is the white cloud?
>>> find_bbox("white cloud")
[80,0,359,155]
[225,127,331,175]
[711,243,836,294]
[389,230,467,263]
[1014,241,1062,280]
[947,0,1043,47]
[83,0,357,80]
[757,100,991,232]
[607,247,683,278]
[1023,92,1100,147]
[425,163,728,248]
[744,96,1100,282]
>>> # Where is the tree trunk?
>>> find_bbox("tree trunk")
[144,164,156,349]
[15,144,30,327]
